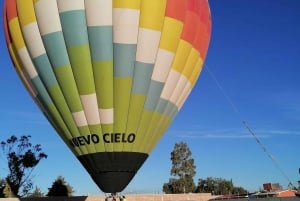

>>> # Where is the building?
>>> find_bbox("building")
[249,183,296,198]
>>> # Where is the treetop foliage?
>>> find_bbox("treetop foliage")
[163,141,196,193]
[170,141,196,179]
[195,177,248,195]
[0,135,47,197]
[27,186,45,198]
[47,176,74,197]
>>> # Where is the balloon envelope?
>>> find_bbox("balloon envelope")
[3,0,211,193]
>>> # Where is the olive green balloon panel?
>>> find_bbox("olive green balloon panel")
[3,0,211,193]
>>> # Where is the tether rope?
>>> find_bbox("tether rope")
[204,64,293,187]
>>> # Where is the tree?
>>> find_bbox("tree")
[195,177,248,195]
[2,180,15,198]
[232,186,248,195]
[163,141,196,193]
[47,176,74,197]
[0,135,47,197]
[0,179,5,197]
[27,186,45,197]
[163,178,180,194]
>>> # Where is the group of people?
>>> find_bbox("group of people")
[105,193,127,201]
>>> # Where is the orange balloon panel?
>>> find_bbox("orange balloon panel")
[3,0,211,193]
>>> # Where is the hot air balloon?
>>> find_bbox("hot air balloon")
[3,0,211,193]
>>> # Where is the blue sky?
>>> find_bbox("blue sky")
[1,0,300,196]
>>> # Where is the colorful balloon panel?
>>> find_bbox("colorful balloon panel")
[3,0,211,193]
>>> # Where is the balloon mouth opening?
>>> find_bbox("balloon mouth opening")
[78,152,148,193]
[92,171,137,193]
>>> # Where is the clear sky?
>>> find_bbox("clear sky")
[0,0,300,196]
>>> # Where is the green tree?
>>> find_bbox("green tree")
[2,180,15,198]
[0,179,5,197]
[27,186,44,197]
[163,141,196,193]
[232,186,248,195]
[195,177,215,193]
[47,176,74,197]
[163,178,180,194]
[195,177,248,195]
[0,135,47,197]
